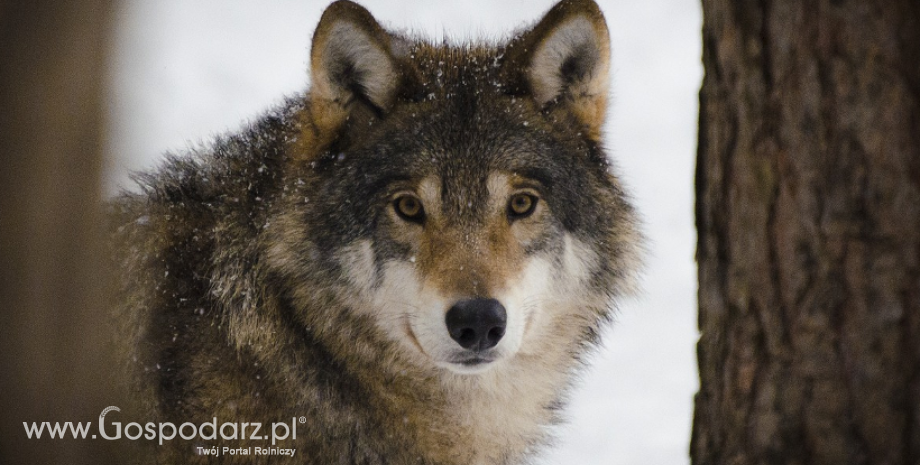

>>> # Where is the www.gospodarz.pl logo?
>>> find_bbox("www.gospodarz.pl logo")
[24,405,304,456]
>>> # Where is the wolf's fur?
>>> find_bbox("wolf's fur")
[112,1,640,463]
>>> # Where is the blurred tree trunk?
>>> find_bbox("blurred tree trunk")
[693,1,920,464]
[0,1,123,464]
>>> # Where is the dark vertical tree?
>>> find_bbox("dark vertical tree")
[0,1,123,463]
[693,1,920,464]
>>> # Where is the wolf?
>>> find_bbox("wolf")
[112,0,641,463]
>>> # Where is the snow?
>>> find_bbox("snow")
[105,1,702,464]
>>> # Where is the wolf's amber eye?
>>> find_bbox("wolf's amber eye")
[508,193,538,219]
[394,195,425,222]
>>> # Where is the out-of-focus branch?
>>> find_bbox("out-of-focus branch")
[0,1,125,463]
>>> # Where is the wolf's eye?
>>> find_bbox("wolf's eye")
[394,195,425,223]
[508,193,538,219]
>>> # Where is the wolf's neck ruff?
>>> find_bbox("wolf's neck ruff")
[114,1,640,464]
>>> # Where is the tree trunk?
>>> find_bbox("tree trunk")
[693,1,920,465]
[0,2,123,463]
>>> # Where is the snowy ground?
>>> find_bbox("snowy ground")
[106,1,702,463]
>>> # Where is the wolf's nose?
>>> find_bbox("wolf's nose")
[445,298,507,351]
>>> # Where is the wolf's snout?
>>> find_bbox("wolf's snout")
[445,298,507,351]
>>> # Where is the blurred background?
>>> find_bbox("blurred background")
[105,1,702,463]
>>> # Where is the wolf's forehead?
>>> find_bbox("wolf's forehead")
[409,44,505,86]
[373,129,556,196]
[412,172,519,211]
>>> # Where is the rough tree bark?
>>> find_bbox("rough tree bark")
[693,1,920,465]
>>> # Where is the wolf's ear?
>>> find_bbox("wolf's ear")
[503,0,611,138]
[309,1,409,139]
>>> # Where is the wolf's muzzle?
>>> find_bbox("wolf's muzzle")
[445,298,507,351]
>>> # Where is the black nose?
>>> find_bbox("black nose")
[445,298,507,351]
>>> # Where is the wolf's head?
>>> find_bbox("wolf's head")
[269,0,640,377]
